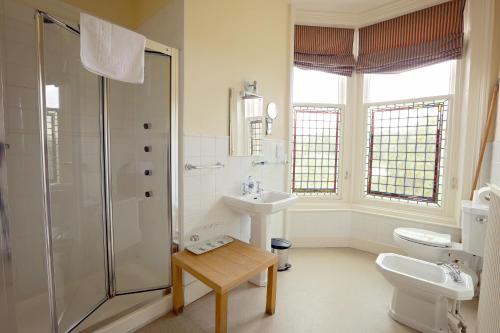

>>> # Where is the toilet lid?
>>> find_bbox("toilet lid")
[394,228,452,248]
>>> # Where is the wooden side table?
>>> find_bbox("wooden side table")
[172,239,278,333]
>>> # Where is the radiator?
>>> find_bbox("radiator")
[477,190,500,333]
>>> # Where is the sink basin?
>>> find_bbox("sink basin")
[223,191,298,215]
[223,190,298,287]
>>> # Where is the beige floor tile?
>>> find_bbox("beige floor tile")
[138,248,478,333]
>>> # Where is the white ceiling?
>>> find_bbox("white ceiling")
[290,0,400,13]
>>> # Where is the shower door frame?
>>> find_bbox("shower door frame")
[34,10,179,333]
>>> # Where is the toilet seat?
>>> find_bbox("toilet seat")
[394,228,451,248]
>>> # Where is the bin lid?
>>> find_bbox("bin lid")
[271,238,292,250]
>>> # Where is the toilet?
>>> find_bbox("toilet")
[392,200,488,288]
[376,253,474,333]
[376,200,488,332]
[393,227,459,262]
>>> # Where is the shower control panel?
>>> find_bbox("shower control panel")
[186,235,234,255]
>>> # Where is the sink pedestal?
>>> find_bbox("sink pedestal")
[222,190,298,287]
[249,215,270,286]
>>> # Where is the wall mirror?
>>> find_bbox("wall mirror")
[229,86,264,156]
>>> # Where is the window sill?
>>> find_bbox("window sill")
[294,193,343,201]
[349,203,458,227]
[288,198,459,228]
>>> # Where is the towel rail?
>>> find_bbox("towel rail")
[251,160,288,166]
[185,162,224,171]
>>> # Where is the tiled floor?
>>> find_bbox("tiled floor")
[138,248,478,333]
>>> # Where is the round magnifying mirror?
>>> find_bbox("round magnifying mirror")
[267,102,278,119]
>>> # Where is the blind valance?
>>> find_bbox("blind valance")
[356,0,466,74]
[294,25,356,76]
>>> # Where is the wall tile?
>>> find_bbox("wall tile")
[289,210,350,238]
[200,155,216,176]
[5,62,35,88]
[184,135,201,157]
[184,174,201,195]
[490,140,500,186]
[200,135,215,157]
[5,86,36,109]
[182,135,287,250]
[289,209,462,247]
[215,136,229,160]
[200,172,216,194]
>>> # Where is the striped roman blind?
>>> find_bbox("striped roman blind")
[356,0,466,74]
[294,25,356,76]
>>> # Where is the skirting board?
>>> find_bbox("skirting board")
[93,280,212,333]
[291,236,403,255]
[349,238,403,255]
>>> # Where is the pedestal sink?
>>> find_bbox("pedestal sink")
[223,190,298,286]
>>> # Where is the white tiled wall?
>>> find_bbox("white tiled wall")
[288,210,462,250]
[183,135,288,247]
[1,1,52,332]
[489,140,500,186]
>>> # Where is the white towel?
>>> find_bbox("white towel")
[80,13,146,84]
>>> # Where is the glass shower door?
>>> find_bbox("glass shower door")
[108,53,172,293]
[40,16,108,332]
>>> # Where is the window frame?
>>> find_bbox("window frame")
[350,76,459,221]
[363,94,452,206]
[46,107,61,184]
[291,103,345,198]
[355,58,458,216]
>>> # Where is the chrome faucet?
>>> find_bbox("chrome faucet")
[242,182,250,195]
[256,181,263,196]
[439,262,463,283]
[242,176,254,195]
[242,176,263,196]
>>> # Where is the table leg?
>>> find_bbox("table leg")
[215,292,228,333]
[266,263,277,315]
[172,261,184,314]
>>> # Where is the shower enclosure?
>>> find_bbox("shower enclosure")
[0,6,178,333]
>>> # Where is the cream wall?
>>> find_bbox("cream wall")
[60,0,170,29]
[183,0,290,140]
[60,0,136,28]
[135,0,172,28]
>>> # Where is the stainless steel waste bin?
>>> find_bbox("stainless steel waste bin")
[271,238,292,271]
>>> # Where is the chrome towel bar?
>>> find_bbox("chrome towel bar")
[185,162,224,170]
[251,160,288,166]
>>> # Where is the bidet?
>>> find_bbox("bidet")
[376,253,474,333]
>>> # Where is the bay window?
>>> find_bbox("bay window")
[291,60,457,205]
[291,0,464,208]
